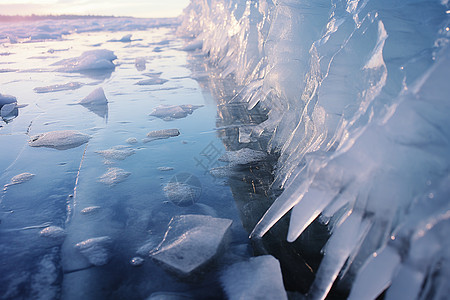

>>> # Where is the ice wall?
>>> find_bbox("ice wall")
[180,0,450,298]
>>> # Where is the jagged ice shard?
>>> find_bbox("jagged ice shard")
[180,0,450,299]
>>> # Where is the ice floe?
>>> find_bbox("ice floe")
[8,172,35,186]
[53,49,117,73]
[144,129,180,143]
[149,104,203,121]
[219,148,267,165]
[33,82,83,93]
[75,236,112,266]
[150,214,232,277]
[136,78,168,85]
[28,130,90,150]
[220,255,287,300]
[39,226,66,240]
[95,145,135,161]
[98,167,131,185]
[80,206,101,215]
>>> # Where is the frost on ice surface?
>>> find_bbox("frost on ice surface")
[144,129,180,143]
[33,82,83,93]
[98,167,131,185]
[95,145,135,161]
[150,214,232,277]
[28,130,90,150]
[75,236,112,266]
[53,49,117,73]
[219,148,267,165]
[126,137,138,144]
[220,255,287,300]
[149,104,203,121]
[163,182,200,207]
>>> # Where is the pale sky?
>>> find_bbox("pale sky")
[0,0,190,18]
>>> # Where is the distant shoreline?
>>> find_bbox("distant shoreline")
[0,15,140,22]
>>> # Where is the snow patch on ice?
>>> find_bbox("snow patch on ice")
[28,130,90,150]
[98,167,131,185]
[33,82,83,93]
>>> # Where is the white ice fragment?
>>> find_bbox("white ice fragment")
[135,57,146,71]
[29,130,90,150]
[39,226,66,240]
[75,236,112,266]
[144,129,180,143]
[163,182,200,206]
[1,102,16,117]
[9,172,35,186]
[158,167,174,171]
[98,167,131,185]
[79,87,108,105]
[80,206,101,215]
[238,126,254,144]
[54,49,116,72]
[120,34,132,42]
[0,93,17,106]
[150,214,232,277]
[33,82,83,93]
[126,137,138,144]
[136,78,168,85]
[219,148,267,165]
[348,246,401,300]
[95,145,135,161]
[130,256,144,267]
[220,255,287,300]
[149,104,203,121]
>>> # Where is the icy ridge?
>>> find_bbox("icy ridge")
[180,0,450,299]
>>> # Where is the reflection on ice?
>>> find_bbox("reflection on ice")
[78,87,109,118]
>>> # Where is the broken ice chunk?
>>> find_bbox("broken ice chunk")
[149,104,203,121]
[0,92,16,106]
[9,172,35,186]
[221,255,288,300]
[219,148,267,165]
[1,102,17,117]
[98,167,131,185]
[158,167,174,171]
[95,145,135,161]
[150,214,232,277]
[33,82,83,93]
[75,236,112,266]
[135,57,146,71]
[28,130,90,150]
[80,206,101,215]
[79,87,108,105]
[144,129,180,143]
[39,226,66,240]
[53,49,117,72]
[136,78,168,85]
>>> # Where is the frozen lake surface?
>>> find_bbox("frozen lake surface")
[0,19,272,299]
